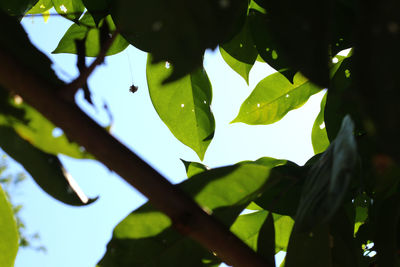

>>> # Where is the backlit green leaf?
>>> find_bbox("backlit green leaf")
[146,55,215,160]
[273,214,294,252]
[98,158,285,267]
[27,0,53,14]
[220,18,258,84]
[0,126,95,206]
[311,92,329,154]
[53,13,128,57]
[0,87,92,159]
[52,0,85,21]
[232,72,321,125]
[181,159,208,178]
[0,184,18,267]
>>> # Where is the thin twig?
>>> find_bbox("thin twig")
[59,30,119,102]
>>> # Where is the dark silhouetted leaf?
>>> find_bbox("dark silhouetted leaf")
[257,212,276,266]
[109,0,247,82]
[255,161,307,216]
[220,18,258,84]
[248,9,296,82]
[82,0,108,24]
[285,224,332,267]
[295,115,357,232]
[260,0,330,86]
[0,0,38,16]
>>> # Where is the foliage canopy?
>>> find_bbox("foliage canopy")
[0,0,399,266]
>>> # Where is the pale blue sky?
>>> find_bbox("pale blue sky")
[7,13,325,267]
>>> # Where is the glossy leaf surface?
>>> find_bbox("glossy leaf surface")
[53,13,128,57]
[0,184,18,267]
[0,126,95,206]
[109,0,247,82]
[147,55,215,160]
[220,18,258,84]
[98,159,285,266]
[232,72,321,125]
[311,92,329,154]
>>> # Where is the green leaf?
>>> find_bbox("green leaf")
[230,210,269,251]
[248,9,296,82]
[0,0,38,16]
[98,159,285,267]
[181,159,208,178]
[285,224,332,267]
[311,92,329,154]
[0,87,92,159]
[232,72,321,125]
[0,126,96,206]
[52,0,85,21]
[53,13,128,57]
[0,184,18,267]
[26,0,53,14]
[260,0,330,87]
[220,18,258,84]
[146,55,215,160]
[109,0,247,82]
[273,214,294,252]
[81,0,108,24]
[255,161,307,216]
[295,115,357,232]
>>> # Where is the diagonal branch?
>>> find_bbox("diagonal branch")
[0,48,270,267]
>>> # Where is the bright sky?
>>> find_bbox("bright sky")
[6,13,325,267]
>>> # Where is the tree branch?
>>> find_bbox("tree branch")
[0,47,270,267]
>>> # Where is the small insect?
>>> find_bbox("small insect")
[129,84,138,93]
